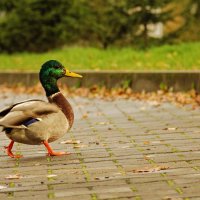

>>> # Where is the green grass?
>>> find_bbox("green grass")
[0,42,200,71]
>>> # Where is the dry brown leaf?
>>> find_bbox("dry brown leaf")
[148,101,161,107]
[81,114,88,119]
[144,156,151,160]
[34,163,41,166]
[5,174,22,179]
[37,151,46,154]
[73,144,87,148]
[1,84,200,108]
[164,127,177,131]
[47,174,57,178]
[96,122,110,125]
[132,166,169,173]
[94,176,109,180]
[60,140,81,144]
[143,141,150,145]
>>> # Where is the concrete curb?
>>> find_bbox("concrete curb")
[0,71,200,92]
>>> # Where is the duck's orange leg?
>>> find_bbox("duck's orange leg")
[4,140,23,158]
[43,141,70,156]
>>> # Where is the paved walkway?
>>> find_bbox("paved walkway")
[0,93,200,200]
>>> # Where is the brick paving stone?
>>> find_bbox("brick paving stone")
[0,94,200,199]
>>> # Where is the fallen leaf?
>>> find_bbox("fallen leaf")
[148,101,161,107]
[2,85,200,108]
[128,116,134,121]
[60,140,81,144]
[46,174,57,178]
[89,141,99,145]
[144,155,155,159]
[94,176,109,180]
[81,114,88,119]
[164,127,177,131]
[132,166,169,173]
[34,163,41,166]
[37,151,46,154]
[96,122,110,125]
[73,144,87,148]
[144,141,150,145]
[5,174,22,179]
[0,185,7,190]
[144,156,151,160]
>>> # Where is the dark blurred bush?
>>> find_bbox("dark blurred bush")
[0,0,80,52]
[0,0,199,53]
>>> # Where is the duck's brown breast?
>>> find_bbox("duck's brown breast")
[48,92,74,129]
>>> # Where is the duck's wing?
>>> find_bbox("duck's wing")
[0,99,44,117]
[0,100,60,129]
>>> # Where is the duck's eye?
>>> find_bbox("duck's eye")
[55,66,60,69]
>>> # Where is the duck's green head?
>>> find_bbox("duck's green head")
[39,60,82,96]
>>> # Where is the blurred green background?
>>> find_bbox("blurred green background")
[0,0,199,71]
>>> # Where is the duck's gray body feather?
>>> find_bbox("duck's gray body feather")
[0,100,69,145]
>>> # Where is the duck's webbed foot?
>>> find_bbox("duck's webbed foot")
[4,140,23,158]
[43,141,71,156]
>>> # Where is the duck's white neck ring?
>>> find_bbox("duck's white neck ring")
[48,92,61,99]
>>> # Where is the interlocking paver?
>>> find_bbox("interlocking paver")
[0,93,200,200]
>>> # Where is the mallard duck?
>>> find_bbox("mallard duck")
[0,60,82,158]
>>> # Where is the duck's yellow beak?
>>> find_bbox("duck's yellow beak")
[65,70,82,78]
